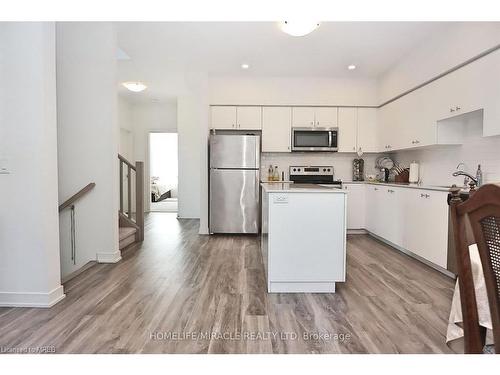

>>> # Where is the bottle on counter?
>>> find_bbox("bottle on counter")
[268,165,273,182]
[273,166,280,181]
[476,164,482,187]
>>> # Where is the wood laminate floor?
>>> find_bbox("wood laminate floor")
[0,213,456,354]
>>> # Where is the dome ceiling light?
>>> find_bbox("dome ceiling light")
[279,21,320,37]
[122,82,147,92]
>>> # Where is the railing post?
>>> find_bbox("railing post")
[135,161,144,241]
[127,165,132,218]
[119,162,123,213]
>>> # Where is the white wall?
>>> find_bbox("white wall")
[130,100,177,211]
[209,76,378,106]
[379,22,500,186]
[56,22,120,277]
[118,96,134,161]
[178,73,209,222]
[378,22,500,103]
[0,22,64,307]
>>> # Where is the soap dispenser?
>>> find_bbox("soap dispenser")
[476,164,482,187]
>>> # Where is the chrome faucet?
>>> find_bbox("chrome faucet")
[452,170,478,189]
[454,163,473,188]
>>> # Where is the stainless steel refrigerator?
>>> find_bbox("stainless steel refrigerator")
[209,134,260,234]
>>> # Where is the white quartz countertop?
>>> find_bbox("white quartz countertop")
[261,182,347,193]
[342,180,458,193]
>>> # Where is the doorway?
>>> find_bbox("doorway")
[149,132,178,213]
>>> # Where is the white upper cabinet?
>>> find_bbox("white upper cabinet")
[338,107,380,153]
[292,107,316,128]
[211,106,237,129]
[292,107,338,128]
[237,106,262,130]
[262,107,292,153]
[377,48,500,149]
[338,108,357,153]
[314,107,338,128]
[211,106,262,130]
[357,108,379,153]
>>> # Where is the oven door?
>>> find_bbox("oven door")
[292,128,337,152]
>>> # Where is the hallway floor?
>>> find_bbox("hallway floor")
[150,198,178,212]
[0,213,455,353]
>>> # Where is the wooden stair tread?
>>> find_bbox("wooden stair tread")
[119,226,137,241]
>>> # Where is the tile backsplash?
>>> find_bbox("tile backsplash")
[261,152,380,182]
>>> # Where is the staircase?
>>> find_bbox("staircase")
[118,154,144,250]
[119,226,137,250]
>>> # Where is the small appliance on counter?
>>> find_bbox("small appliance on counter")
[409,161,420,183]
[289,166,342,188]
[353,158,364,181]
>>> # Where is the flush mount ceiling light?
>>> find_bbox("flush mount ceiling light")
[347,64,357,70]
[279,21,320,37]
[241,63,250,69]
[122,82,147,92]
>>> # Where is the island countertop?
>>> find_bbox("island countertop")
[261,182,347,193]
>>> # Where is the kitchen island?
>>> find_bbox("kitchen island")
[261,183,347,293]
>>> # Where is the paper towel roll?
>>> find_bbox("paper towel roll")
[409,161,419,183]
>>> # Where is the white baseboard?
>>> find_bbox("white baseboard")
[96,250,122,263]
[0,285,65,308]
[347,229,368,234]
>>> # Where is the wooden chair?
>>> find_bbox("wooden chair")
[450,184,500,353]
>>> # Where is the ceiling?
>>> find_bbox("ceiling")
[115,22,454,103]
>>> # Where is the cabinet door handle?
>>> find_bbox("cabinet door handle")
[456,106,461,111]
[450,108,455,112]
[374,188,378,191]
[352,147,355,151]
[310,121,314,125]
[421,193,425,197]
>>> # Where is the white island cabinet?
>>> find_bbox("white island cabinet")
[261,183,347,293]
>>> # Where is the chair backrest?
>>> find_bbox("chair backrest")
[450,184,500,353]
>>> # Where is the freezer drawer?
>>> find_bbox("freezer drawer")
[210,169,259,234]
[210,135,260,169]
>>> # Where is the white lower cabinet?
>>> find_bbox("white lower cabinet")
[362,184,449,270]
[403,189,449,268]
[379,187,404,247]
[343,183,366,229]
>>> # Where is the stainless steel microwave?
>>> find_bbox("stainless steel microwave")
[291,127,338,152]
